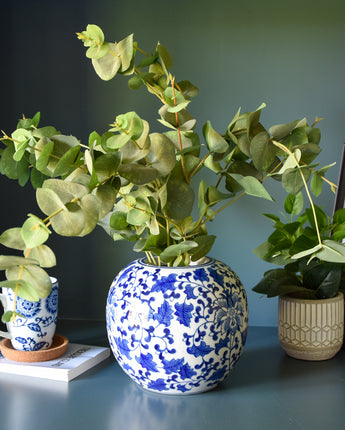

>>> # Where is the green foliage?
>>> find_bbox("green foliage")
[0,214,55,320]
[0,24,339,283]
[253,205,345,299]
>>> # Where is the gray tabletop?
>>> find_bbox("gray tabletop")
[0,322,344,430]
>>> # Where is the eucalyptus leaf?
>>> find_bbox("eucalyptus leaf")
[275,149,301,175]
[310,173,323,197]
[88,131,101,148]
[247,103,266,137]
[116,111,144,140]
[85,24,105,44]
[110,211,128,230]
[167,100,191,113]
[105,133,131,150]
[2,310,16,323]
[50,202,85,236]
[156,43,173,74]
[35,140,54,172]
[0,255,39,270]
[305,205,327,231]
[1,146,30,180]
[160,241,198,263]
[250,131,276,171]
[31,168,49,189]
[32,126,59,139]
[284,192,304,216]
[128,73,155,90]
[269,120,299,140]
[94,152,121,182]
[237,134,251,157]
[92,43,121,81]
[198,180,207,217]
[203,121,228,154]
[86,43,110,60]
[21,214,50,248]
[44,134,80,175]
[177,80,199,99]
[147,133,176,176]
[229,173,273,201]
[0,279,40,302]
[137,55,158,69]
[163,87,185,107]
[36,187,67,216]
[281,167,311,195]
[53,145,81,177]
[116,34,134,72]
[127,205,151,226]
[0,228,26,250]
[6,264,52,298]
[190,235,216,262]
[164,163,194,219]
[26,244,56,268]
[120,121,150,163]
[316,240,345,263]
[206,186,232,206]
[93,183,118,219]
[77,194,100,236]
[42,178,89,204]
[291,243,323,260]
[294,143,321,164]
[118,164,158,185]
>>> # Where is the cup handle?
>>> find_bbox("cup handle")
[0,294,12,339]
[0,330,11,339]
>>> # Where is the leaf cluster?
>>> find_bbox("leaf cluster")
[0,24,333,271]
[0,216,55,323]
[253,203,345,299]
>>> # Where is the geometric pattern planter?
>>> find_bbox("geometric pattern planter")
[106,258,248,394]
[278,292,344,361]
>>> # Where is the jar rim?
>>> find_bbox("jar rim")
[137,256,215,269]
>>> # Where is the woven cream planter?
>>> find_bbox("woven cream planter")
[278,292,344,361]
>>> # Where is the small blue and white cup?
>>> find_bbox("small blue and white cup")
[0,277,58,351]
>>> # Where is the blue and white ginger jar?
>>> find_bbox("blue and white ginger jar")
[106,258,248,394]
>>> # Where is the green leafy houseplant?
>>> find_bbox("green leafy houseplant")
[253,204,345,299]
[0,24,342,322]
[0,216,55,323]
[253,142,345,299]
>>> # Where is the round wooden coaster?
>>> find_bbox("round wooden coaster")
[0,334,69,363]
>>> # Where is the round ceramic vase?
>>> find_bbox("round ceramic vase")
[106,258,248,395]
[278,292,344,361]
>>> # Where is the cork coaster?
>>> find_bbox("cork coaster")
[0,334,69,363]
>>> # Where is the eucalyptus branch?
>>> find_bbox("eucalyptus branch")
[201,192,246,227]
[170,76,189,184]
[188,152,212,183]
[272,140,322,245]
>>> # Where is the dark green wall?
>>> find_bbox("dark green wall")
[1,0,344,325]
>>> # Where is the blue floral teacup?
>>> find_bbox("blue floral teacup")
[0,277,58,351]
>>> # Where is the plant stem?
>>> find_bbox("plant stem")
[272,140,322,246]
[299,166,322,245]
[42,197,79,224]
[202,192,246,226]
[188,152,212,183]
[171,76,189,184]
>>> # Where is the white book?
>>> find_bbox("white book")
[0,343,111,382]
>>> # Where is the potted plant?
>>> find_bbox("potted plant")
[0,24,340,390]
[0,215,60,356]
[253,144,345,360]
